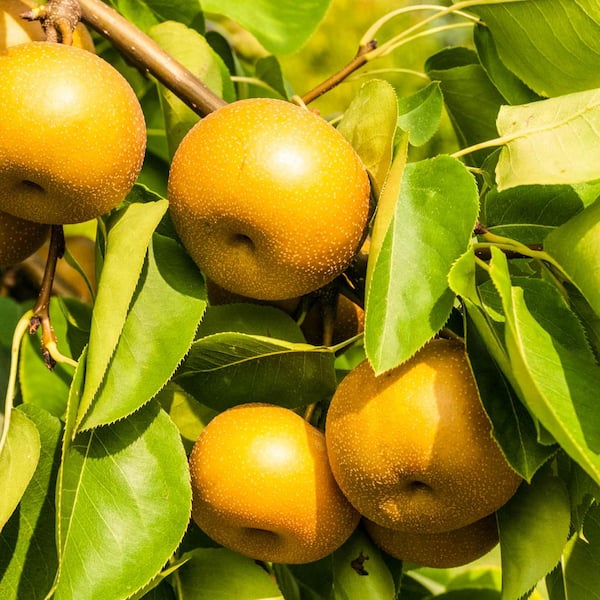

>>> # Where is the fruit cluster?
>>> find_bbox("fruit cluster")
[188,338,522,567]
[1,2,520,574]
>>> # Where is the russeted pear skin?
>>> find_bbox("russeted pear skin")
[0,209,49,266]
[0,42,146,224]
[325,338,522,533]
[168,98,371,301]
[364,513,499,568]
[188,403,360,564]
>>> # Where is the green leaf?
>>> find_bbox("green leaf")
[482,185,584,245]
[465,310,556,482]
[111,0,203,31]
[150,21,233,157]
[425,47,505,165]
[199,0,331,55]
[467,0,600,98]
[175,332,336,410]
[332,527,396,600]
[397,82,444,147]
[78,199,168,428]
[495,89,600,190]
[473,24,540,106]
[563,504,600,600]
[497,469,571,600]
[337,79,398,195]
[0,405,62,600]
[544,198,600,317]
[489,250,600,486]
[255,55,289,99]
[365,156,479,374]
[54,401,191,600]
[198,303,305,342]
[0,409,40,530]
[177,547,284,599]
[76,234,206,431]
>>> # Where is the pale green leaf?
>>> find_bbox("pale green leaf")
[78,198,168,428]
[366,136,408,286]
[0,409,40,531]
[150,21,232,157]
[544,198,600,317]
[337,79,398,195]
[498,470,571,600]
[489,249,600,486]
[496,89,600,190]
[55,401,191,600]
[467,0,600,98]
[199,0,331,55]
[332,527,396,600]
[175,332,336,410]
[0,405,62,600]
[77,234,206,431]
[397,82,444,147]
[365,156,479,374]
[177,547,284,599]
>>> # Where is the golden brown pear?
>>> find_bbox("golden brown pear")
[189,403,360,564]
[0,42,145,224]
[325,338,522,533]
[0,0,95,51]
[168,98,370,301]
[0,209,49,267]
[364,513,499,568]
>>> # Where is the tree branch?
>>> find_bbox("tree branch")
[77,0,227,116]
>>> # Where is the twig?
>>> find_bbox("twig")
[77,0,227,116]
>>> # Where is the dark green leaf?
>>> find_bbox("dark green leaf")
[473,24,539,105]
[365,156,479,374]
[498,469,571,599]
[563,504,600,600]
[197,303,305,343]
[482,185,584,245]
[176,333,336,410]
[255,55,289,99]
[425,47,504,165]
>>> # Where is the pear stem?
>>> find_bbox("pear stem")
[29,225,77,369]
